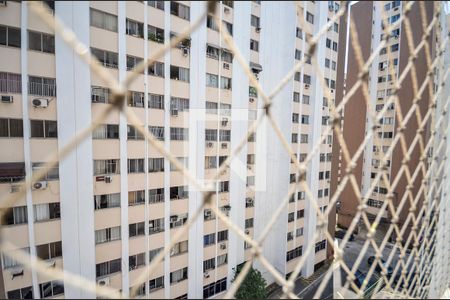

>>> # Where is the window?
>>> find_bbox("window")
[94,193,120,210]
[218,181,229,193]
[149,93,164,109]
[1,206,28,225]
[39,281,64,298]
[93,159,120,175]
[32,163,59,180]
[332,61,336,70]
[149,276,165,291]
[368,199,383,208]
[129,222,145,238]
[148,25,165,43]
[250,39,259,52]
[219,130,231,142]
[148,61,165,77]
[171,240,188,256]
[334,22,339,33]
[204,258,215,272]
[129,253,145,270]
[126,18,144,38]
[203,278,227,298]
[149,188,164,204]
[170,267,188,284]
[332,41,338,51]
[91,86,111,103]
[127,125,144,140]
[326,38,331,48]
[36,241,62,260]
[222,50,232,64]
[302,95,310,104]
[206,73,219,88]
[96,258,121,277]
[206,45,220,59]
[170,186,188,199]
[0,25,21,48]
[223,21,233,35]
[171,97,189,112]
[7,286,33,299]
[245,218,254,229]
[391,14,400,24]
[126,56,143,72]
[300,134,308,143]
[292,133,298,143]
[170,66,190,82]
[34,203,60,222]
[251,15,260,28]
[149,247,163,262]
[0,118,23,138]
[296,27,303,39]
[296,227,304,237]
[28,76,56,96]
[303,75,311,84]
[292,113,299,123]
[294,72,301,82]
[149,218,165,234]
[392,0,400,8]
[295,49,302,60]
[148,126,164,141]
[325,58,330,68]
[28,31,55,53]
[128,158,144,173]
[148,1,164,10]
[92,124,119,139]
[306,12,314,24]
[205,156,217,169]
[293,92,300,102]
[286,246,302,261]
[287,232,293,241]
[170,127,189,140]
[95,226,121,244]
[0,72,21,94]
[301,115,309,124]
[204,233,216,247]
[91,47,118,69]
[30,120,57,138]
[149,158,164,172]
[315,240,326,252]
[288,212,294,222]
[391,44,399,52]
[171,2,190,20]
[128,190,145,206]
[220,76,232,90]
[90,8,117,32]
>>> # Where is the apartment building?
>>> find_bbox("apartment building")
[330,1,436,239]
[0,1,341,298]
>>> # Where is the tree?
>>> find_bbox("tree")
[232,263,267,299]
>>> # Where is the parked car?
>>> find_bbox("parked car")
[335,229,355,241]
[367,256,394,277]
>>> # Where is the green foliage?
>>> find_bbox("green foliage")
[232,264,267,299]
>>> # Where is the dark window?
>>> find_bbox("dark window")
[30,120,58,138]
[28,31,55,53]
[0,25,21,48]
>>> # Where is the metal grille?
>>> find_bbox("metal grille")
[0,1,449,299]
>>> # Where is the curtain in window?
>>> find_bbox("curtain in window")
[95,229,107,244]
[34,204,50,222]
[110,226,121,241]
[13,206,27,224]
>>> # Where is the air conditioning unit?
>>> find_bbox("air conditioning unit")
[47,260,56,268]
[221,118,228,126]
[394,7,399,11]
[32,98,49,108]
[245,229,250,234]
[224,7,230,14]
[223,62,230,70]
[221,143,227,149]
[246,198,253,205]
[255,27,261,33]
[220,243,227,250]
[97,277,110,286]
[204,210,211,218]
[171,107,179,117]
[304,84,310,89]
[204,272,210,278]
[331,89,334,93]
[1,95,13,103]
[247,165,252,170]
[105,176,112,183]
[207,142,214,148]
[33,181,47,190]
[170,215,179,222]
[249,98,255,103]
[182,47,189,56]
[10,185,20,193]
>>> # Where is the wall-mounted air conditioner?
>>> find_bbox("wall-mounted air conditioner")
[224,7,230,14]
[304,84,310,89]
[221,118,228,126]
[33,181,47,190]
[32,98,49,108]
[105,176,112,183]
[1,95,13,103]
[171,107,179,117]
[204,272,210,278]
[97,277,110,286]
[207,142,214,148]
[255,27,261,33]
[220,243,227,250]
[221,143,227,149]
[223,62,230,70]
[182,47,189,56]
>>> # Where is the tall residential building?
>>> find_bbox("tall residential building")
[0,1,340,298]
[330,1,437,239]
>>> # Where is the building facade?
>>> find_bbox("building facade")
[0,1,340,298]
[331,1,436,238]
